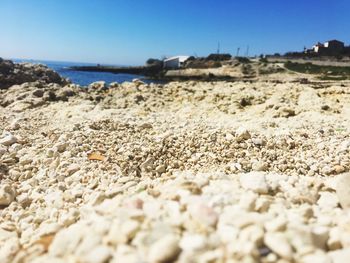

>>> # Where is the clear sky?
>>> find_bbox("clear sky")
[1,0,349,65]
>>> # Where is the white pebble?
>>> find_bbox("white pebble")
[0,133,17,146]
[240,172,269,194]
[264,232,292,260]
[336,173,350,209]
[0,184,16,206]
[148,235,180,263]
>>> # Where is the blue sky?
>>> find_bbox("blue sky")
[0,0,349,65]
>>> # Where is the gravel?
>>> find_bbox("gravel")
[0,74,350,262]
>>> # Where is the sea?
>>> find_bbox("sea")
[12,59,158,86]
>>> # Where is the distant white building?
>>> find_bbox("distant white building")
[312,42,324,53]
[163,56,190,69]
[309,40,345,54]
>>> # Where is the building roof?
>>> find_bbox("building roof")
[325,39,344,44]
[164,56,190,63]
[313,42,324,47]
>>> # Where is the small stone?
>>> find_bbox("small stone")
[340,233,350,249]
[0,133,17,146]
[321,165,333,175]
[132,78,145,85]
[19,155,32,165]
[17,194,32,208]
[264,216,287,232]
[88,81,107,90]
[121,220,140,241]
[180,234,207,252]
[140,158,154,172]
[0,146,6,157]
[240,172,269,194]
[197,249,224,262]
[252,161,268,171]
[255,197,271,212]
[329,248,350,263]
[312,226,329,250]
[155,164,166,174]
[9,119,20,130]
[66,164,80,176]
[225,133,234,141]
[240,224,264,247]
[323,177,338,191]
[336,173,350,209]
[109,82,119,88]
[140,123,153,129]
[114,245,140,263]
[57,87,76,100]
[279,107,295,117]
[258,246,272,257]
[54,142,67,153]
[0,184,16,206]
[264,173,288,191]
[239,97,251,107]
[188,203,218,227]
[252,138,266,146]
[321,105,330,111]
[0,236,19,262]
[264,232,292,260]
[288,226,315,256]
[125,198,144,210]
[0,228,18,241]
[317,192,339,209]
[333,165,345,174]
[235,127,251,141]
[230,212,262,229]
[49,224,85,256]
[60,210,79,227]
[32,89,44,97]
[338,140,350,153]
[148,235,181,263]
[327,228,342,250]
[302,251,331,263]
[82,245,111,263]
[239,191,257,211]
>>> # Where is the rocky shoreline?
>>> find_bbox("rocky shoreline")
[0,59,350,262]
[0,58,69,89]
[69,65,241,82]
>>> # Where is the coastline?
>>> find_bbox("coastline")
[70,65,163,78]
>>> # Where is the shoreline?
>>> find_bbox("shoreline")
[69,65,162,77]
[69,65,250,82]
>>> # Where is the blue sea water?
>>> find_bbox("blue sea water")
[12,59,157,86]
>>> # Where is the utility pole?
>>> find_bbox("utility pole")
[217,42,220,54]
[236,47,240,57]
[245,45,250,57]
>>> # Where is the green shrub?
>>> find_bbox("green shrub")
[237,57,251,63]
[284,62,350,80]
[146,58,163,67]
[212,61,222,68]
[242,64,253,75]
[206,54,232,61]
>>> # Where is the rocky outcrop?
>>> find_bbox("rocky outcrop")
[0,82,80,112]
[0,58,69,89]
